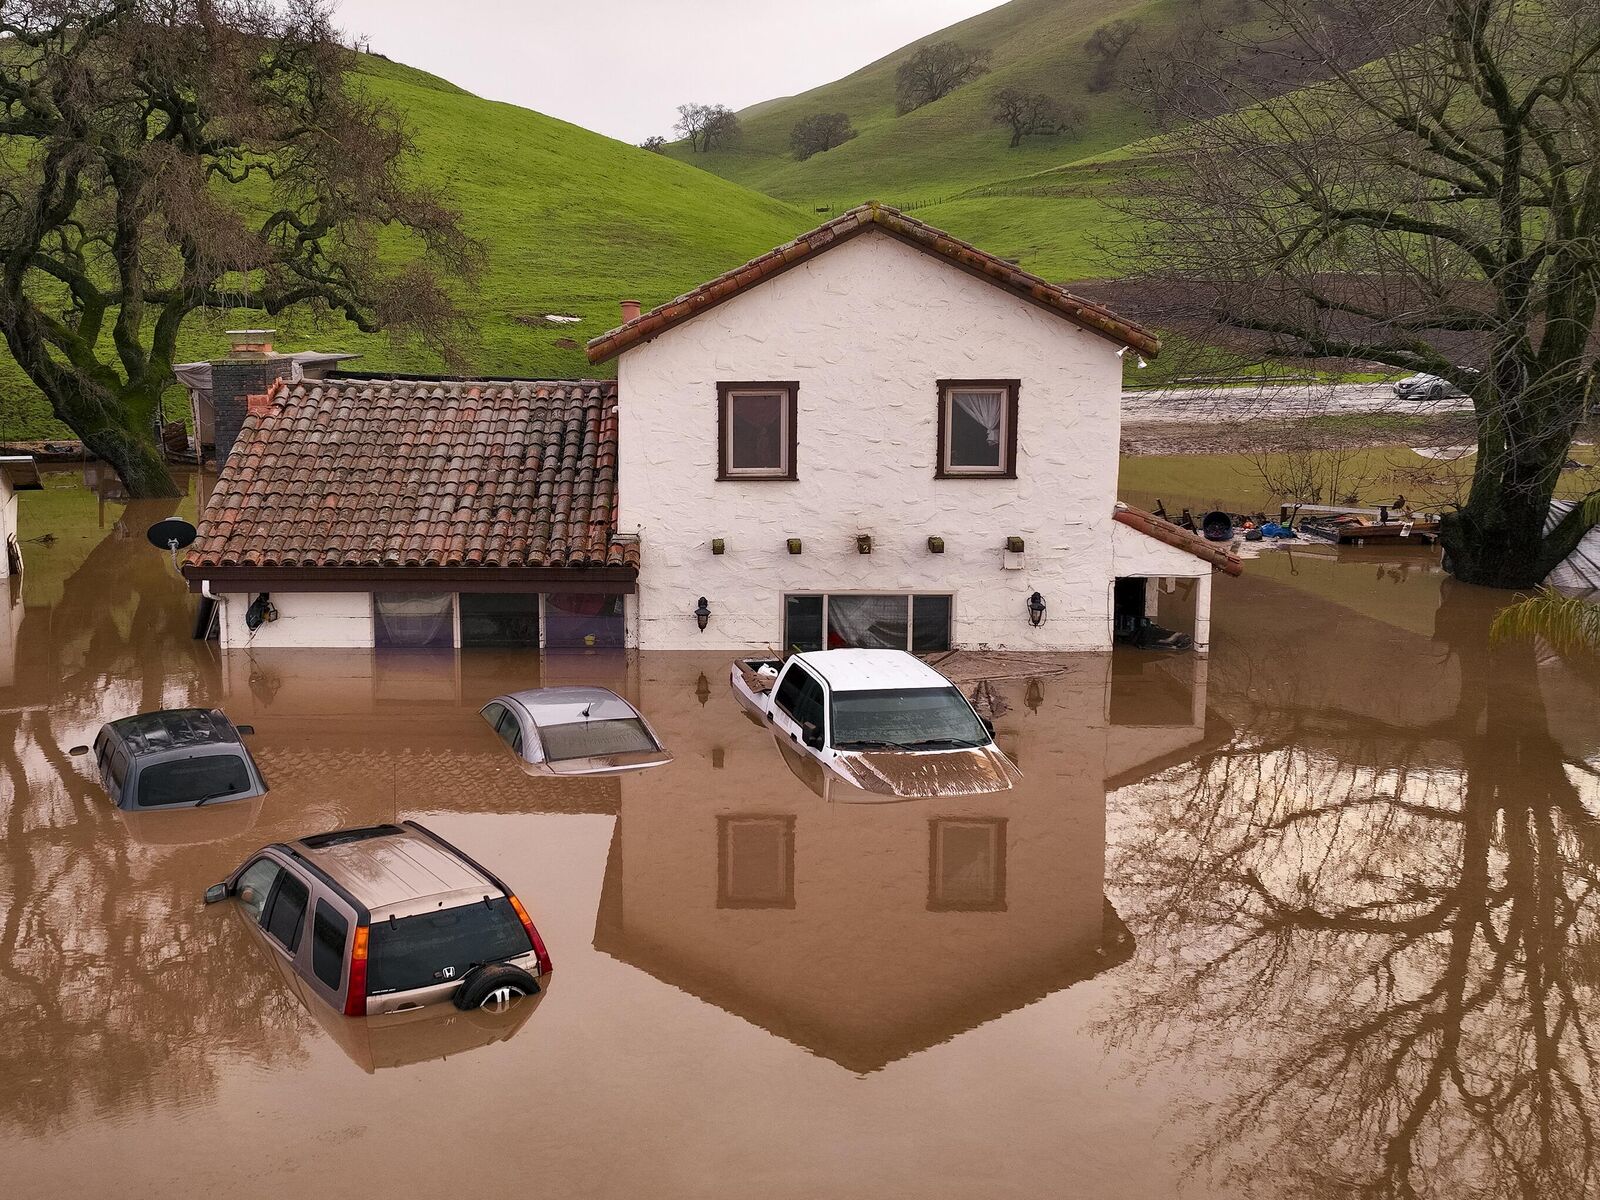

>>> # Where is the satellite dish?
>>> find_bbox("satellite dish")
[146,518,197,551]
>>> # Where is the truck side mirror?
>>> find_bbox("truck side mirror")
[203,883,229,905]
[801,721,825,750]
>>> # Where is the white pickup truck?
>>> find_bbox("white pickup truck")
[729,648,1021,798]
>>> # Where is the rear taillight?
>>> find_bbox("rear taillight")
[508,894,552,975]
[343,924,369,1016]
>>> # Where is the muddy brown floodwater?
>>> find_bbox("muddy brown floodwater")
[4,470,1600,1200]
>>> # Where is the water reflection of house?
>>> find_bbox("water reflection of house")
[181,207,1239,655]
[592,653,1214,1072]
[1,455,40,585]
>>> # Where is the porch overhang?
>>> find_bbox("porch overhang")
[182,565,637,594]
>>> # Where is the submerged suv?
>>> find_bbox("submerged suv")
[206,821,552,1015]
[93,708,267,810]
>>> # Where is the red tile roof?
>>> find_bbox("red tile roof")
[184,378,636,576]
[1114,504,1244,576]
[586,201,1161,363]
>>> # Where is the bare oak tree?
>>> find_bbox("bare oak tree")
[1123,0,1600,587]
[789,112,857,161]
[894,41,992,115]
[989,87,1078,147]
[0,0,476,498]
[674,102,739,152]
[1083,18,1142,92]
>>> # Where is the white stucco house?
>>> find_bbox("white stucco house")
[183,204,1237,653]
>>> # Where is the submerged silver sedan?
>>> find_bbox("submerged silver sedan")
[480,687,672,776]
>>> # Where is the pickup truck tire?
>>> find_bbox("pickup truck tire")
[453,962,539,1011]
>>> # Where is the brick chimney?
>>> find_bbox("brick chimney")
[620,299,641,323]
[211,330,285,465]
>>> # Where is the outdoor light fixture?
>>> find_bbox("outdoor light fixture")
[857,534,872,554]
[787,538,803,555]
[927,536,945,554]
[1027,591,1047,627]
[1006,536,1026,553]
[1137,357,1148,370]
[1117,346,1129,358]
[711,538,726,555]
[694,596,711,631]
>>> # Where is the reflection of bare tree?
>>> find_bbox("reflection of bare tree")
[0,501,308,1132]
[1105,594,1600,1200]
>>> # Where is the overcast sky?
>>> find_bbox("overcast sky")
[333,0,1004,144]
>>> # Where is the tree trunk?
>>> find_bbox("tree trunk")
[1439,384,1589,588]
[50,375,181,499]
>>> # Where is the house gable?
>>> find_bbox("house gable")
[587,202,1160,363]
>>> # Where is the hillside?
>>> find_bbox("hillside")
[1,56,811,440]
[664,0,1268,283]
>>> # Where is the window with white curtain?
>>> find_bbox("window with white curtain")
[783,594,953,653]
[938,380,1017,477]
[373,592,455,648]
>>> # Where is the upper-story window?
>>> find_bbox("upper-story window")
[937,380,1019,478]
[718,382,798,480]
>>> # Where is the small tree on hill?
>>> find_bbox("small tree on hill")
[989,88,1079,148]
[0,0,475,499]
[640,135,666,153]
[675,103,740,152]
[1084,19,1142,92]
[790,112,858,161]
[894,41,992,114]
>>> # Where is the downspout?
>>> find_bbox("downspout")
[201,579,227,648]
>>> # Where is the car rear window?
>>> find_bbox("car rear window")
[135,754,252,807]
[538,718,659,761]
[366,897,532,995]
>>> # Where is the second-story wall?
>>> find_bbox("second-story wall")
[615,229,1123,651]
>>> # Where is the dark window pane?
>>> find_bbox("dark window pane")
[827,594,908,649]
[312,902,348,989]
[545,593,624,648]
[459,592,540,648]
[912,595,953,653]
[774,665,807,718]
[374,593,455,648]
[494,707,523,753]
[946,389,1005,471]
[135,754,252,807]
[928,819,1007,911]
[790,670,826,731]
[109,749,129,788]
[366,898,532,995]
[728,391,785,472]
[264,873,309,952]
[783,595,823,653]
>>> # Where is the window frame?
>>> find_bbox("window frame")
[935,379,1020,479]
[717,381,799,481]
[927,817,1008,912]
[716,815,797,910]
[781,592,955,654]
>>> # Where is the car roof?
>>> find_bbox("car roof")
[496,686,642,727]
[791,649,953,691]
[105,708,239,756]
[289,825,499,916]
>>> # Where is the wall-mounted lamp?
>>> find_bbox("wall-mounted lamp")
[694,596,711,631]
[1006,536,1026,553]
[927,536,945,554]
[856,534,872,555]
[1117,346,1129,358]
[1027,591,1047,627]
[1136,356,1148,370]
[787,538,803,555]
[711,538,726,555]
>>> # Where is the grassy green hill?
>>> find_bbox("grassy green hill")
[663,0,1262,283]
[1,56,811,440]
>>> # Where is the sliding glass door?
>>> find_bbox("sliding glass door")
[782,593,952,654]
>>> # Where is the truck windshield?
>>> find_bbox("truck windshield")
[367,897,532,995]
[830,687,989,750]
[135,754,252,807]
[538,718,660,761]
